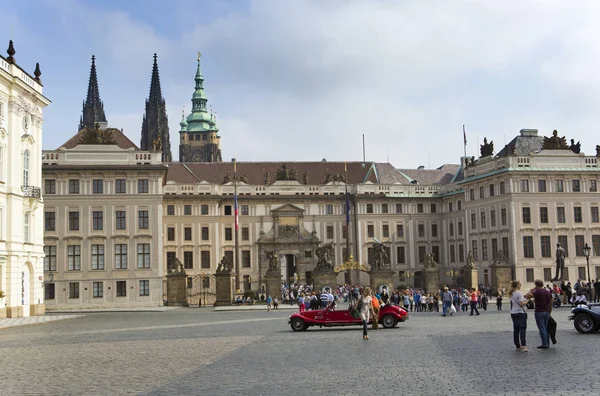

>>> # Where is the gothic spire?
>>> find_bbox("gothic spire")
[148,53,163,104]
[78,55,107,132]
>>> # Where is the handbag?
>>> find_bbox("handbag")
[521,305,528,320]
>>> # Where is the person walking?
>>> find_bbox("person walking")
[525,279,552,349]
[508,280,528,352]
[441,287,453,316]
[371,293,381,330]
[467,288,480,316]
[360,287,373,340]
[266,294,272,311]
[496,294,503,311]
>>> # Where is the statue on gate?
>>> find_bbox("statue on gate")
[314,242,334,273]
[370,241,390,270]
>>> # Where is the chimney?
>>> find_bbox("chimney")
[520,129,538,137]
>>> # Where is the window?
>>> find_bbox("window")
[543,268,552,282]
[366,204,373,214]
[184,205,192,215]
[91,244,105,270]
[382,224,389,238]
[93,282,103,298]
[92,179,103,194]
[167,227,175,241]
[540,207,548,223]
[578,267,587,281]
[202,226,209,241]
[69,179,80,194]
[450,245,456,262]
[138,179,149,193]
[116,211,126,230]
[538,180,547,192]
[558,235,568,257]
[116,281,127,297]
[397,246,405,263]
[490,210,496,227]
[167,252,177,269]
[590,180,598,192]
[139,280,150,296]
[520,180,529,192]
[574,206,582,223]
[523,236,534,258]
[470,189,475,201]
[449,223,454,237]
[459,244,465,262]
[68,245,81,270]
[382,204,388,214]
[555,180,564,193]
[201,251,211,269]
[430,204,436,213]
[23,212,30,243]
[22,149,29,186]
[342,226,348,239]
[472,240,478,260]
[500,182,506,194]
[418,246,426,263]
[43,246,57,271]
[492,238,498,260]
[45,179,56,194]
[115,244,128,269]
[481,239,488,260]
[592,235,600,256]
[225,227,233,241]
[326,225,334,239]
[489,184,495,197]
[448,202,453,212]
[326,205,333,215]
[184,251,193,269]
[458,221,463,236]
[69,282,80,299]
[418,224,425,238]
[479,186,484,199]
[45,283,55,300]
[457,200,462,210]
[138,210,149,229]
[592,207,599,223]
[137,243,151,268]
[365,224,374,238]
[93,211,103,231]
[557,207,566,223]
[115,179,126,193]
[242,250,251,268]
[502,237,509,257]
[522,207,531,224]
[167,205,175,215]
[69,211,80,231]
[575,235,585,257]
[432,246,440,262]
[241,205,249,216]
[471,213,476,229]
[396,224,404,238]
[224,205,232,216]
[480,212,486,228]
[572,180,580,192]
[431,224,437,237]
[501,208,507,226]
[540,236,551,258]
[396,204,403,213]
[242,227,249,241]
[45,212,55,231]
[184,227,192,241]
[201,205,209,215]
[525,268,534,283]
[417,204,423,213]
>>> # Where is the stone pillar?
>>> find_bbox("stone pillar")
[214,271,234,306]
[166,272,188,306]
[264,270,282,301]
[30,304,45,316]
[423,268,440,294]
[312,271,338,293]
[463,267,479,291]
[369,269,396,293]
[491,263,512,295]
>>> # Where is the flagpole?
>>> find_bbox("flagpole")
[344,161,354,284]
[233,157,240,292]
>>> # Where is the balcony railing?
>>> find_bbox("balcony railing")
[22,185,41,198]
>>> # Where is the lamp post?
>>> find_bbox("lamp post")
[583,243,591,282]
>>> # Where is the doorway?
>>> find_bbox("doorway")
[285,254,296,284]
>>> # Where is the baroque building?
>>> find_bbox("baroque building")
[178,54,222,163]
[0,40,51,318]
[140,54,172,162]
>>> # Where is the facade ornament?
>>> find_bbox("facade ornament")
[542,130,569,150]
[423,253,437,269]
[480,137,494,157]
[569,139,581,154]
[6,40,15,64]
[314,242,334,273]
[78,123,115,145]
[33,62,42,84]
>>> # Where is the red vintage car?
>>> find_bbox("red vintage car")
[289,302,409,331]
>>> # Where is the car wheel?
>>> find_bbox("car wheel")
[574,314,596,334]
[381,314,397,329]
[290,317,307,332]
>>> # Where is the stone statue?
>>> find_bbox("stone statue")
[570,139,581,154]
[324,171,332,184]
[492,250,509,266]
[276,164,298,181]
[542,130,569,150]
[423,253,437,269]
[266,251,279,272]
[152,134,162,151]
[465,250,475,268]
[79,123,116,145]
[480,137,494,157]
[303,171,309,185]
[239,174,248,183]
[217,255,232,272]
[264,171,270,185]
[551,243,566,281]
[370,242,389,270]
[314,243,334,273]
[596,145,600,158]
[223,173,232,184]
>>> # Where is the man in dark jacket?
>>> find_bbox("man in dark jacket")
[525,279,553,349]
[594,279,600,303]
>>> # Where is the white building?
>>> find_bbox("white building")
[0,40,51,318]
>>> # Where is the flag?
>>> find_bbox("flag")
[234,192,239,230]
[463,125,467,146]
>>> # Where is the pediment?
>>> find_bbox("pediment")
[271,204,304,216]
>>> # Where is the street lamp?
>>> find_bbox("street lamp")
[583,243,592,282]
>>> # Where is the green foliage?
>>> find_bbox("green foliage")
[243,290,256,299]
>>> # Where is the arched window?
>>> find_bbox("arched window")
[23,149,29,186]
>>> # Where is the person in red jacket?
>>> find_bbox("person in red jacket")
[466,288,480,316]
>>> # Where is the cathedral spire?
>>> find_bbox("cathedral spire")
[78,55,107,132]
[140,53,172,162]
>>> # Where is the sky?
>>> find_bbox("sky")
[2,0,600,167]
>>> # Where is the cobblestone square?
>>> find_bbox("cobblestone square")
[1,306,599,395]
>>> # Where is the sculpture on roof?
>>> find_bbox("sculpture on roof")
[222,173,232,184]
[569,139,581,154]
[276,164,298,181]
[324,171,332,184]
[480,137,494,157]
[151,132,162,151]
[264,171,270,185]
[303,171,309,185]
[239,174,248,183]
[596,145,600,158]
[542,130,569,150]
[79,123,115,145]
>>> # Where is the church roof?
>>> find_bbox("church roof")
[58,126,139,150]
